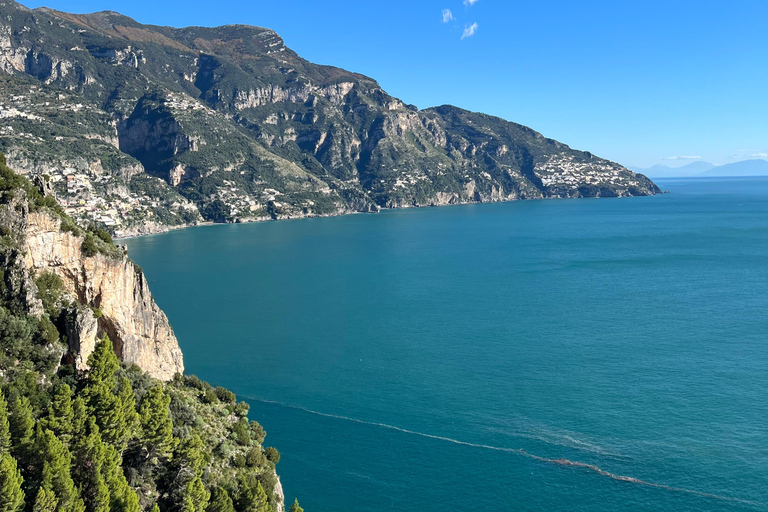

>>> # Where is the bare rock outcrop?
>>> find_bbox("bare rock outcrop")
[23,212,184,380]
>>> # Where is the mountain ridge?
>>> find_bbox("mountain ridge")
[632,159,768,178]
[0,0,660,236]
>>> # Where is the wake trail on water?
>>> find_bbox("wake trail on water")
[243,396,766,509]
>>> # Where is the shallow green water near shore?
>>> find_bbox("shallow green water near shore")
[126,177,768,511]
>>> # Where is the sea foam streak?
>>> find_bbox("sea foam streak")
[243,396,766,509]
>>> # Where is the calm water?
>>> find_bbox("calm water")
[126,178,768,511]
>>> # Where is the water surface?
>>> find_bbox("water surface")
[126,177,768,511]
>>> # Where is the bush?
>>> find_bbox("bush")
[250,421,266,445]
[245,447,265,467]
[185,375,204,390]
[233,401,250,417]
[264,447,280,465]
[34,271,63,315]
[81,234,99,257]
[36,316,60,346]
[92,226,113,245]
[0,156,25,192]
[214,387,236,404]
[232,419,251,446]
[202,388,218,404]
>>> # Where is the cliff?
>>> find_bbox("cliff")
[0,155,290,512]
[22,211,184,380]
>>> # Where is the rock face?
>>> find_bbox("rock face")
[62,305,98,370]
[23,211,184,380]
[0,0,660,235]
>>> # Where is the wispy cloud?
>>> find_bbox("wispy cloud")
[729,150,768,159]
[442,9,454,23]
[663,155,701,161]
[461,22,479,39]
[464,0,480,6]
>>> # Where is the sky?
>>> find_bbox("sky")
[22,0,768,168]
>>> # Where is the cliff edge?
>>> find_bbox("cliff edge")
[23,211,184,380]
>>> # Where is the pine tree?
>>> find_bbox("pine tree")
[253,483,269,512]
[288,498,304,512]
[0,392,11,454]
[237,478,269,512]
[149,504,160,512]
[82,337,136,450]
[138,386,174,462]
[7,397,33,457]
[180,477,209,512]
[206,487,234,512]
[70,398,87,443]
[175,436,206,478]
[85,336,119,384]
[173,435,209,512]
[42,385,74,446]
[71,428,110,512]
[32,483,57,512]
[71,417,139,512]
[0,453,24,512]
[100,443,139,512]
[114,377,139,449]
[35,430,85,512]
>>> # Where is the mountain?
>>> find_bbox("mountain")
[633,160,768,178]
[632,161,716,178]
[701,159,768,177]
[0,1,660,236]
[0,154,290,511]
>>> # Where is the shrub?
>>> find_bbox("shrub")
[245,447,265,467]
[232,419,251,446]
[81,234,99,257]
[93,226,113,245]
[264,447,280,465]
[202,388,219,404]
[214,387,236,404]
[250,421,266,445]
[185,375,204,390]
[233,401,249,417]
[34,271,64,315]
[36,316,60,346]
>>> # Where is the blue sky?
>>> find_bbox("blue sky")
[23,0,768,168]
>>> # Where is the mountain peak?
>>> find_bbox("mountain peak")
[0,2,660,236]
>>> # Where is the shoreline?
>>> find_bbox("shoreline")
[115,190,665,241]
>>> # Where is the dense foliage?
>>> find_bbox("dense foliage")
[0,157,294,511]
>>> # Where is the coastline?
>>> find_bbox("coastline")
[114,190,665,240]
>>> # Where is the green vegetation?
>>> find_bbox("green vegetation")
[0,158,293,511]
[0,333,289,512]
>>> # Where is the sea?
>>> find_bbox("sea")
[125,177,768,511]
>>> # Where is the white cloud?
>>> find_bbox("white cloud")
[442,9,454,23]
[729,150,768,159]
[462,22,479,39]
[464,0,480,6]
[662,155,701,160]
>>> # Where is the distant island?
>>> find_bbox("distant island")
[631,159,768,178]
[0,0,659,238]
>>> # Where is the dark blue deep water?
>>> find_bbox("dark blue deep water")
[126,178,768,511]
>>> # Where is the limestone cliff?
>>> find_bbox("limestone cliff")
[22,211,184,380]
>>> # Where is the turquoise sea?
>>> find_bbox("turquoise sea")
[125,177,768,511]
